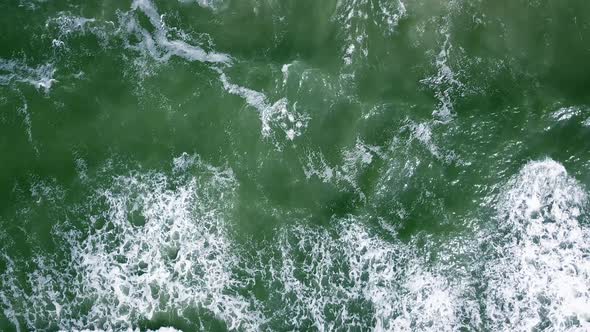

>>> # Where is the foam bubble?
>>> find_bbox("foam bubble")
[16,99,38,155]
[336,0,407,67]
[262,217,463,331]
[118,0,309,144]
[1,155,474,331]
[122,0,231,64]
[547,105,590,131]
[483,159,590,331]
[216,68,309,143]
[404,120,460,164]
[46,13,96,37]
[0,58,54,153]
[180,0,228,12]
[302,139,383,201]
[45,12,113,51]
[0,59,57,93]
[28,177,66,205]
[551,106,584,122]
[420,29,462,122]
[0,155,263,331]
[147,328,184,332]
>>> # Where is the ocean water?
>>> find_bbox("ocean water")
[1,0,590,331]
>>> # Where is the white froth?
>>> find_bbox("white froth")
[265,218,462,331]
[0,59,57,93]
[178,0,228,12]
[10,159,586,331]
[484,159,590,331]
[405,120,459,164]
[2,161,466,331]
[0,156,262,331]
[74,156,89,183]
[46,13,96,43]
[28,177,65,205]
[0,59,54,153]
[551,106,584,122]
[281,63,291,86]
[120,0,311,145]
[46,12,117,52]
[420,29,462,122]
[148,328,184,332]
[124,0,231,64]
[548,106,590,130]
[17,99,39,155]
[303,139,383,200]
[216,68,309,142]
[337,0,407,67]
[0,256,21,331]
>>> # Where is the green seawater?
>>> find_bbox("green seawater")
[1,0,590,331]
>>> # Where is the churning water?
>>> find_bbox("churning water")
[1,0,590,331]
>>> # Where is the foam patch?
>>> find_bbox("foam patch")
[260,217,464,331]
[0,59,56,93]
[0,154,263,331]
[336,0,407,66]
[482,159,590,330]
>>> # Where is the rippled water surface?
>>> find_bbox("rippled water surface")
[1,0,590,331]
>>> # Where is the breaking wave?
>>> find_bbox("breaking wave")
[481,159,590,331]
[0,155,263,331]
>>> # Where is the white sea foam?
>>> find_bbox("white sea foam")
[0,59,57,93]
[281,63,291,86]
[74,156,89,183]
[0,155,263,331]
[336,0,407,66]
[549,106,590,129]
[483,159,590,331]
[17,0,47,11]
[147,328,184,332]
[303,139,383,200]
[404,120,459,164]
[420,30,462,122]
[417,0,465,123]
[47,13,96,37]
[216,68,309,142]
[45,12,113,50]
[0,58,56,152]
[180,0,228,11]
[551,106,584,122]
[10,157,578,331]
[16,99,39,155]
[122,0,231,64]
[118,0,309,144]
[264,217,463,331]
[28,177,65,205]
[0,153,471,331]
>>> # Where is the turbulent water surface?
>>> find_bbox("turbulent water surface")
[1,0,590,331]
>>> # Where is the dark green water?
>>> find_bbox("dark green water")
[1,0,590,331]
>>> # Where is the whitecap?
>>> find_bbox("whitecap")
[0,155,263,331]
[263,217,464,331]
[483,159,590,331]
